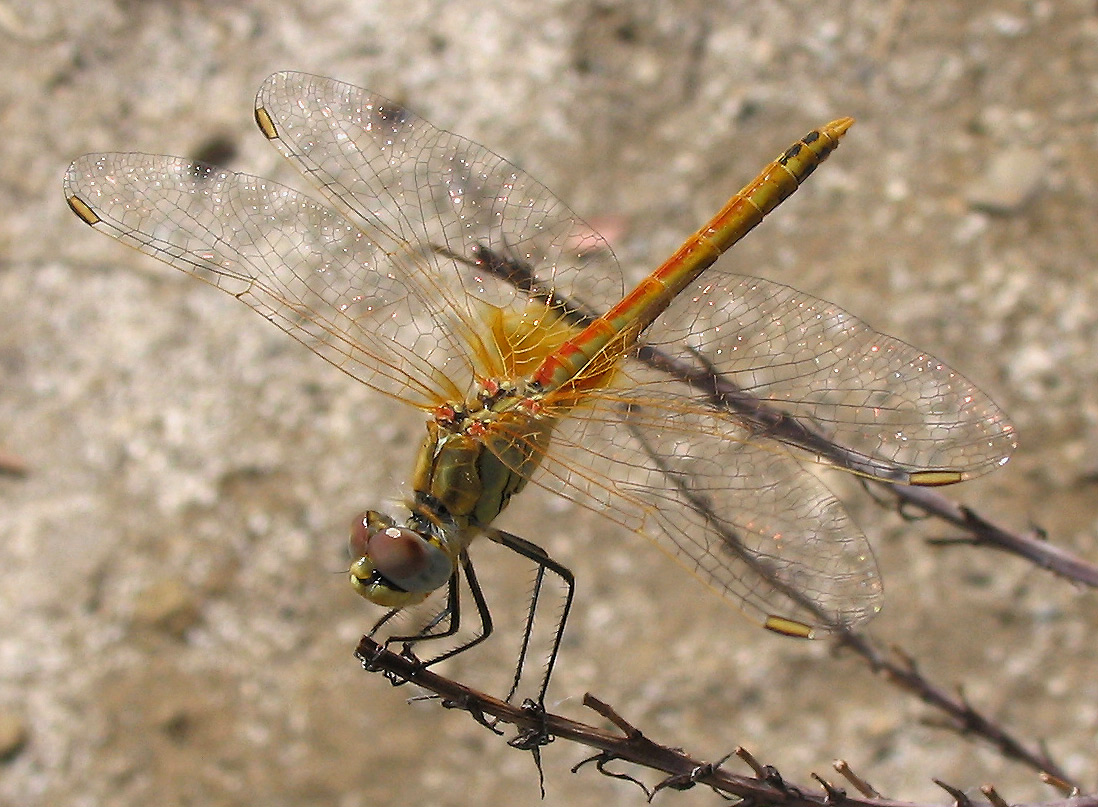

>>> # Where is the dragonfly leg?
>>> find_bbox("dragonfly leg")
[506,562,547,704]
[370,571,457,662]
[376,552,496,673]
[483,528,576,707]
[367,606,403,640]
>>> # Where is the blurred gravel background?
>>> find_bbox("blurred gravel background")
[2,1,1097,805]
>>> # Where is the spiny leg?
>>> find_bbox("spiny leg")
[368,552,493,670]
[506,561,548,704]
[484,527,576,708]
[367,605,403,640]
[399,551,496,669]
[370,569,459,661]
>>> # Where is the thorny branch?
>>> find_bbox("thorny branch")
[832,628,1075,785]
[882,484,1098,588]
[356,638,1092,805]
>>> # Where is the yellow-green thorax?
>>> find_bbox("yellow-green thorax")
[411,396,556,533]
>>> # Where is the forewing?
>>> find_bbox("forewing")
[64,154,470,407]
[254,71,625,331]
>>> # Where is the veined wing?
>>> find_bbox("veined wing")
[65,73,630,412]
[64,154,476,409]
[639,267,1016,483]
[508,364,883,632]
[253,71,625,339]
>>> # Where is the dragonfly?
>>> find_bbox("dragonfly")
[65,72,1015,703]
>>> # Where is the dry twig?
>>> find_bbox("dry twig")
[356,637,1095,804]
[832,629,1074,785]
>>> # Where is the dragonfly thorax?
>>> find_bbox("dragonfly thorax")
[349,383,557,609]
[416,394,556,526]
[432,378,538,427]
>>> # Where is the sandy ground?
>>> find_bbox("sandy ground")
[2,1,1098,805]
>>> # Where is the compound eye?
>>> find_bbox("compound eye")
[348,512,377,563]
[347,511,451,596]
[366,525,432,584]
[348,513,428,583]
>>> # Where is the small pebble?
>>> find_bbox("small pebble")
[132,579,201,638]
[967,146,1046,215]
[0,710,28,761]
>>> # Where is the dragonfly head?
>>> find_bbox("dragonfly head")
[348,510,453,607]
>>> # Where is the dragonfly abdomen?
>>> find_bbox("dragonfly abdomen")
[532,117,854,394]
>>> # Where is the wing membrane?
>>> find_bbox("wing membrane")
[64,154,468,407]
[641,269,1016,481]
[254,71,625,329]
[512,372,883,631]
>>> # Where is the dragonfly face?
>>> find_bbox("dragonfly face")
[348,509,453,608]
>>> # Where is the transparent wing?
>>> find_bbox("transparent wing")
[64,154,473,408]
[640,269,1016,482]
[254,71,625,322]
[64,73,629,412]
[519,362,883,631]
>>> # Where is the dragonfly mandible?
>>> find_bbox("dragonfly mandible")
[65,72,1015,702]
